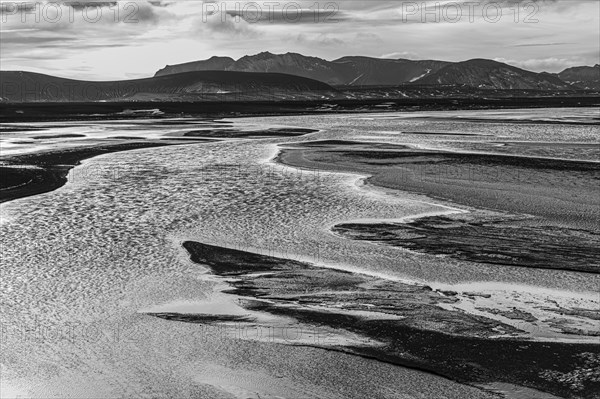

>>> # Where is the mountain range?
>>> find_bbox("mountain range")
[1,53,597,103]
[156,52,600,90]
[156,53,451,87]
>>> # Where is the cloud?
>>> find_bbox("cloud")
[295,33,345,47]
[0,2,36,13]
[494,56,597,72]
[147,0,175,7]
[381,51,421,60]
[0,0,164,26]
[63,2,118,10]
[224,7,347,24]
[0,0,597,79]
[509,42,575,47]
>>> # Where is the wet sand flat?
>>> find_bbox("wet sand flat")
[0,141,208,203]
[0,122,318,204]
[276,140,600,260]
[277,140,599,226]
[2,110,598,399]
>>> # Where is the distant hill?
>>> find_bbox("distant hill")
[155,52,450,86]
[415,59,571,90]
[557,65,600,90]
[0,70,335,102]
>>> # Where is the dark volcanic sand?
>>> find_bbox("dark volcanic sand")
[1,97,598,122]
[332,215,600,274]
[276,140,600,274]
[168,242,600,399]
[31,134,87,139]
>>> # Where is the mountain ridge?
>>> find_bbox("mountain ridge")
[416,59,571,90]
[556,64,600,90]
[0,70,335,102]
[155,51,450,87]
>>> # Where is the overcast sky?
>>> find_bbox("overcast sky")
[1,0,598,80]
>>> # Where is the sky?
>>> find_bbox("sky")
[1,0,598,80]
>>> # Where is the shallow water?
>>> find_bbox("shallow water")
[1,108,598,398]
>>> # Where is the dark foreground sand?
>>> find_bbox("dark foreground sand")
[162,242,600,399]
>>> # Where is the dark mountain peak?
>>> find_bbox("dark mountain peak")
[334,56,410,65]
[155,56,236,77]
[458,58,514,69]
[557,64,600,89]
[334,55,376,61]
[417,59,570,90]
[229,52,350,85]
[208,55,235,61]
[240,51,323,63]
[560,64,600,74]
[248,51,276,59]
